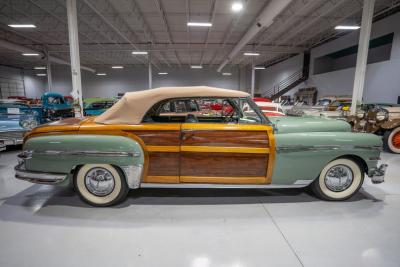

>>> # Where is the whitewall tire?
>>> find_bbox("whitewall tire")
[383,127,400,154]
[74,164,129,206]
[312,158,364,201]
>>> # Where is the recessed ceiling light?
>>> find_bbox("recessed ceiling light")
[34,66,46,70]
[132,51,148,55]
[191,65,203,69]
[158,72,168,75]
[335,25,360,30]
[111,66,124,69]
[254,66,266,70]
[222,72,232,76]
[243,52,260,56]
[8,24,36,28]
[22,53,39,56]
[231,2,243,12]
[96,73,107,76]
[187,22,212,27]
[36,73,46,76]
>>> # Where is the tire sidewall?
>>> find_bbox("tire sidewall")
[315,158,364,200]
[386,127,400,154]
[74,164,127,206]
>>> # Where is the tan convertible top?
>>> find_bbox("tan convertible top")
[94,86,249,125]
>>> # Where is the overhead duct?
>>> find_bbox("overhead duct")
[217,0,292,72]
[0,38,95,73]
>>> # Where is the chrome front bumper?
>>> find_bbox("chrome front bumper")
[15,162,67,185]
[369,164,387,184]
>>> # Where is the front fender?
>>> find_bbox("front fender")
[381,120,400,130]
[271,132,382,185]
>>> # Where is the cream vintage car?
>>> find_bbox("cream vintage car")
[15,87,386,206]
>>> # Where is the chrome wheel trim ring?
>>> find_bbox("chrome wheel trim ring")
[324,164,354,192]
[84,167,115,197]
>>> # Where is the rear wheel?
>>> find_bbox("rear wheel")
[312,158,364,201]
[383,127,400,154]
[74,164,129,207]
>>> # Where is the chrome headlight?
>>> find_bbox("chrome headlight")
[21,120,30,129]
[376,111,388,121]
[356,110,365,119]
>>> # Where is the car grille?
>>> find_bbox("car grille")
[0,130,25,144]
[53,109,74,118]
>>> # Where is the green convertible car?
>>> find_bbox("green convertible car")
[15,86,387,206]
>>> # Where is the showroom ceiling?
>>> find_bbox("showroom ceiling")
[0,0,399,72]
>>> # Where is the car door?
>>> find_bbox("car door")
[179,98,275,185]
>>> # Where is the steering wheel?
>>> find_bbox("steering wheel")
[223,109,236,122]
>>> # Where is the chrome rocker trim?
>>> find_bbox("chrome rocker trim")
[140,180,313,189]
[15,163,67,185]
[368,164,387,184]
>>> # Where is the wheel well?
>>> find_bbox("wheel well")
[335,155,368,174]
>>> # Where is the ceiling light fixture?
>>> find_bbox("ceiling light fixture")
[254,66,266,70]
[243,52,260,56]
[231,2,243,12]
[158,72,168,75]
[34,66,46,70]
[132,51,148,55]
[191,65,203,69]
[187,22,212,27]
[335,25,360,30]
[22,53,39,56]
[96,73,107,76]
[8,24,36,28]
[36,73,46,76]
[111,66,124,69]
[222,72,232,76]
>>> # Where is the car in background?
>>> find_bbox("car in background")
[253,98,285,117]
[83,98,116,116]
[0,99,40,150]
[347,103,400,154]
[39,92,74,122]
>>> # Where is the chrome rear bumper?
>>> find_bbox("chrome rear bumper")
[14,162,67,185]
[369,164,387,184]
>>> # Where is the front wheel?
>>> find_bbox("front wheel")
[311,158,364,201]
[74,164,129,207]
[383,127,400,154]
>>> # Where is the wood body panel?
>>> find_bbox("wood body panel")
[147,152,180,176]
[180,152,268,177]
[131,130,180,146]
[182,130,268,147]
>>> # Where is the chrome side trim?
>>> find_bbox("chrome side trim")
[121,165,143,189]
[14,163,67,185]
[276,145,382,153]
[140,183,309,189]
[18,150,140,158]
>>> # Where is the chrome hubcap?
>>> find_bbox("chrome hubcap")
[85,168,115,196]
[324,164,354,192]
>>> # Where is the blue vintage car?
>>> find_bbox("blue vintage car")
[83,97,116,116]
[0,99,41,149]
[38,92,74,122]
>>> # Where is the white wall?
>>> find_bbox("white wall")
[257,11,400,103]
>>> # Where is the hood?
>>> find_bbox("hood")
[269,116,351,134]
[0,115,23,131]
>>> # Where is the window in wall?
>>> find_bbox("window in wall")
[313,32,394,75]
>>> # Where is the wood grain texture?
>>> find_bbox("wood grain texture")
[182,130,268,147]
[131,130,181,146]
[145,175,179,183]
[180,176,266,184]
[147,152,180,176]
[180,152,268,177]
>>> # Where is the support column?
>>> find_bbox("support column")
[46,51,53,92]
[350,0,375,114]
[66,0,83,117]
[148,53,152,89]
[250,61,255,97]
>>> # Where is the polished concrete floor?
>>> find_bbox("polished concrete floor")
[0,148,399,267]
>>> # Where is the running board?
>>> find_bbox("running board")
[140,180,312,189]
